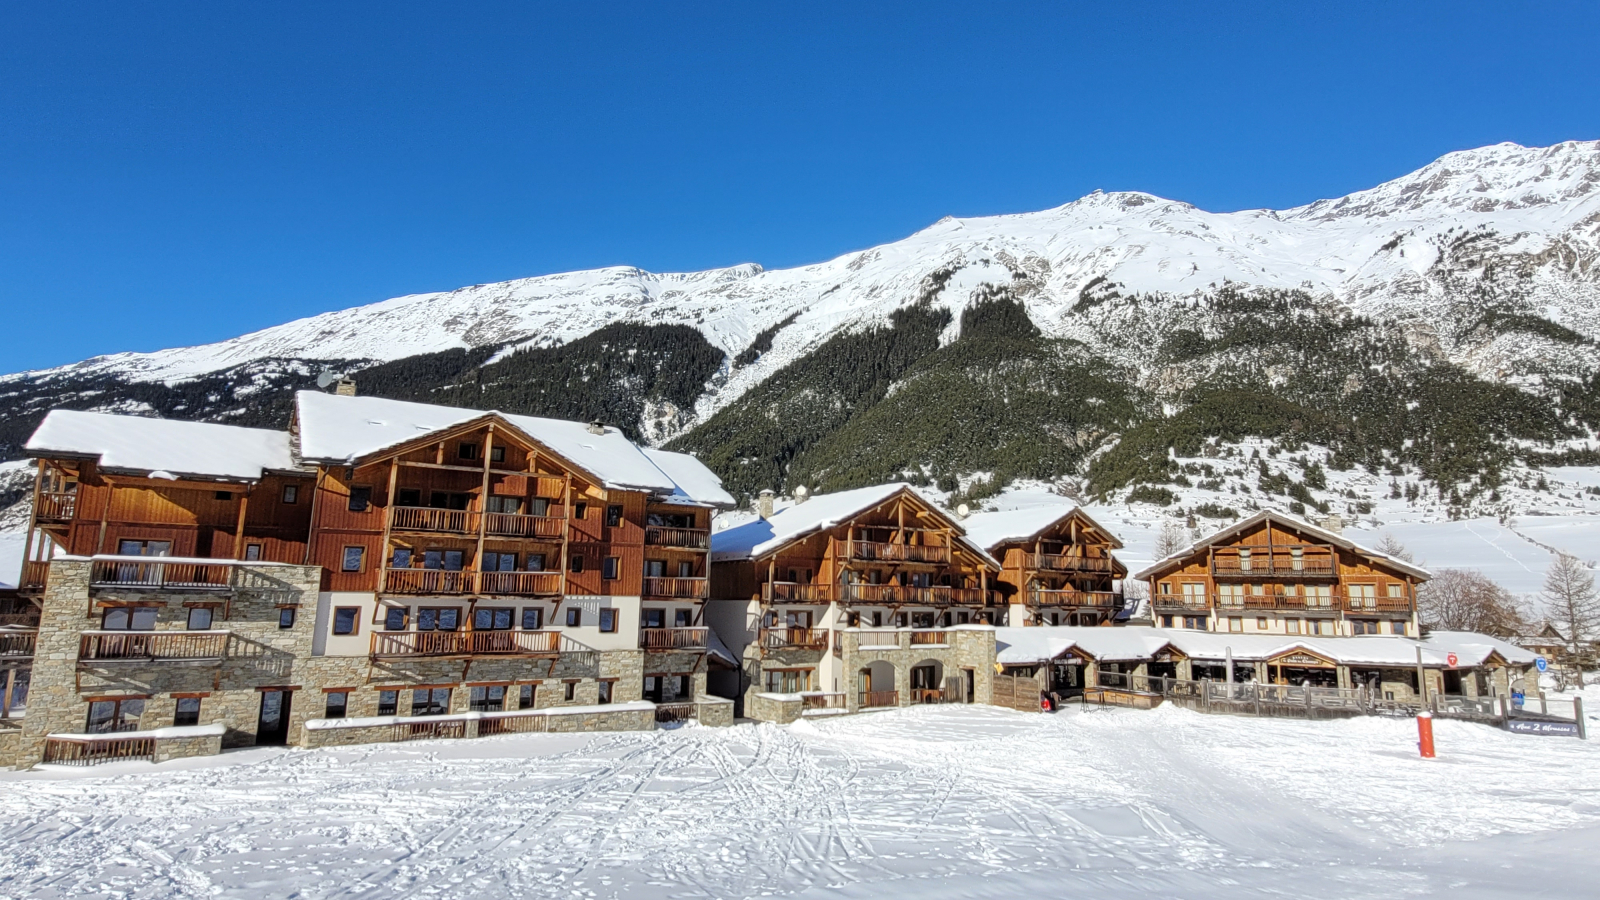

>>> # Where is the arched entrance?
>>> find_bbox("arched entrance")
[910,658,945,703]
[858,660,897,708]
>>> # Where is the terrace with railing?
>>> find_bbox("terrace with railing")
[1027,589,1120,608]
[645,526,710,550]
[1210,546,1337,579]
[839,584,990,606]
[89,558,235,591]
[846,540,951,565]
[78,630,229,662]
[34,490,77,522]
[42,733,155,766]
[1025,552,1117,574]
[761,626,829,651]
[640,627,709,651]
[642,576,709,600]
[388,506,566,539]
[381,569,562,597]
[764,582,836,603]
[858,690,898,708]
[369,629,564,658]
[0,631,37,659]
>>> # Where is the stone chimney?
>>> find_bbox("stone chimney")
[757,489,775,520]
[587,420,606,436]
[793,485,810,504]
[335,377,357,397]
[1321,513,1344,535]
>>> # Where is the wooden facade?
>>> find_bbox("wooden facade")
[985,509,1127,627]
[1139,511,1427,638]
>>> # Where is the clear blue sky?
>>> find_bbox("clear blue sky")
[2,2,1597,372]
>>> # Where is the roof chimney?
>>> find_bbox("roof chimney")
[1321,513,1344,535]
[587,420,606,436]
[758,489,775,520]
[793,485,809,504]
[335,377,357,397]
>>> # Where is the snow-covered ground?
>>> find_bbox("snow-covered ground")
[2,705,1597,899]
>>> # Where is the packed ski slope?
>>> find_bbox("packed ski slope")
[2,704,1597,899]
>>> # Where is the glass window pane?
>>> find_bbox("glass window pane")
[384,607,407,631]
[187,607,213,630]
[418,608,438,631]
[103,608,130,630]
[438,608,459,631]
[131,607,158,631]
[521,607,542,630]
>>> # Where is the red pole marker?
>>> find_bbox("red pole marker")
[1417,711,1436,758]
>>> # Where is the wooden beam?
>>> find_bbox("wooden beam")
[474,426,495,586]
[376,460,400,601]
[20,460,42,576]
[558,472,572,599]
[94,478,114,556]
[302,468,327,566]
[231,487,251,560]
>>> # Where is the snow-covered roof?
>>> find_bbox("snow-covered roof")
[710,483,999,567]
[294,391,721,501]
[1424,630,1539,666]
[994,626,1537,669]
[26,409,302,482]
[641,448,736,508]
[704,623,739,667]
[994,628,1080,665]
[1131,509,1432,581]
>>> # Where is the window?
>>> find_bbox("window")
[1348,584,1376,609]
[457,442,479,461]
[282,484,299,504]
[1286,618,1302,635]
[396,488,422,507]
[103,606,158,631]
[1351,619,1379,636]
[348,486,372,512]
[391,548,413,569]
[1160,615,1174,628]
[1238,548,1252,572]
[1256,617,1268,631]
[490,445,505,462]
[1228,616,1243,633]
[599,609,617,633]
[332,607,359,635]
[871,611,883,628]
[518,684,536,709]
[679,561,695,578]
[384,607,408,631]
[341,546,365,572]
[215,491,232,501]
[642,608,665,628]
[573,502,587,520]
[911,611,936,628]
[1392,620,1408,636]
[566,607,582,627]
[563,682,576,701]
[116,539,172,557]
[86,697,144,734]
[244,543,262,561]
[597,681,614,704]
[525,553,546,572]
[412,688,451,716]
[469,685,506,712]
[278,608,296,629]
[521,607,543,630]
[484,552,517,572]
[474,608,513,631]
[605,505,623,527]
[1216,584,1244,607]
[674,608,693,628]
[569,555,584,574]
[173,697,201,727]
[423,549,465,571]
[1160,581,1172,595]
[1307,619,1327,636]
[430,491,469,510]
[417,608,460,631]
[377,690,399,716]
[1183,616,1208,630]
[1306,585,1333,608]
[324,692,348,719]
[187,607,214,630]
[530,498,551,517]
[603,557,620,580]
[486,495,522,515]
[646,560,667,578]
[765,669,811,693]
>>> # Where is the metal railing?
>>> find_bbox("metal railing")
[35,490,77,521]
[645,526,710,549]
[89,559,234,591]
[1026,553,1116,574]
[640,627,709,650]
[761,627,828,651]
[642,577,708,600]
[846,540,951,564]
[478,570,562,596]
[1028,589,1120,608]
[42,734,155,766]
[484,512,566,539]
[765,582,836,603]
[858,690,899,708]
[79,630,229,661]
[369,629,561,658]
[389,506,477,534]
[0,632,37,658]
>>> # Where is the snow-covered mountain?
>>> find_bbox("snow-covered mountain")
[14,140,1599,405]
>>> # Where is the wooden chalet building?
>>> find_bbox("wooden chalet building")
[960,505,1127,627]
[1136,510,1429,638]
[705,484,1002,721]
[3,387,734,768]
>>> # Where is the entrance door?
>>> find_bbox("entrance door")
[257,690,291,745]
[963,668,975,704]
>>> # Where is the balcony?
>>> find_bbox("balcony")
[0,632,36,659]
[383,568,477,595]
[1215,592,1343,612]
[369,629,562,658]
[908,629,947,646]
[484,512,565,540]
[761,626,828,651]
[479,570,562,596]
[645,526,710,550]
[839,584,990,606]
[78,630,229,662]
[764,582,836,603]
[389,506,477,535]
[42,734,155,766]
[640,627,709,651]
[1028,589,1121,608]
[1211,547,1337,579]
[35,490,77,522]
[846,540,951,565]
[801,692,846,711]
[20,561,49,593]
[1345,595,1413,614]
[1151,594,1210,611]
[643,576,709,600]
[1026,553,1117,574]
[89,558,234,591]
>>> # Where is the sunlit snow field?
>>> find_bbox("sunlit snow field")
[3,701,1598,899]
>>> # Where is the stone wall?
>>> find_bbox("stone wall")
[152,730,224,763]
[746,692,802,725]
[300,703,657,749]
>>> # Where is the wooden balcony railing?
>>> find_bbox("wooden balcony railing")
[20,561,49,592]
[0,612,40,629]
[79,630,229,661]
[389,506,477,535]
[35,490,77,521]
[840,584,990,606]
[858,690,898,708]
[640,627,709,651]
[484,512,565,539]
[392,719,468,742]
[846,541,951,565]
[802,692,846,710]
[1151,594,1210,611]
[911,688,946,704]
[42,734,155,766]
[478,571,562,596]
[908,630,947,646]
[643,577,709,600]
[369,629,561,658]
[1028,589,1121,608]
[645,526,710,550]
[1026,553,1116,574]
[761,627,828,651]
[1345,595,1413,613]
[89,559,234,591]
[382,569,476,595]
[0,632,37,658]
[654,702,701,724]
[764,582,836,603]
[1211,549,1337,578]
[1215,593,1341,611]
